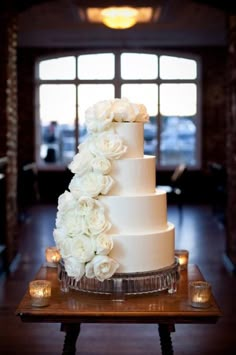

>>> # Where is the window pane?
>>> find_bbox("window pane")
[160,84,196,116]
[160,116,196,166]
[144,122,158,156]
[39,84,76,165]
[78,84,115,124]
[121,53,158,79]
[78,53,115,79]
[121,84,158,116]
[39,56,76,80]
[160,56,197,79]
[39,84,76,124]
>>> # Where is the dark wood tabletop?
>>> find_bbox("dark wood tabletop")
[16,264,221,325]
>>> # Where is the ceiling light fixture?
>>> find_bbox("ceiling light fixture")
[101,6,138,30]
[86,7,155,30]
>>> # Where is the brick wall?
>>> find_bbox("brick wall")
[0,11,18,267]
[226,15,236,269]
[201,48,227,169]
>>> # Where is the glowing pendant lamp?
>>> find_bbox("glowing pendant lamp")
[101,6,139,30]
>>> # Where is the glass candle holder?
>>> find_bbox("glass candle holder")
[29,280,51,307]
[45,246,61,267]
[189,281,211,308]
[175,249,189,270]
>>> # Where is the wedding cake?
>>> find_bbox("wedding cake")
[53,98,175,282]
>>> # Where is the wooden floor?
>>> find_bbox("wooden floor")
[0,203,236,354]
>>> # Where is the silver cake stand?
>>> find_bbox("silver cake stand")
[58,259,180,298]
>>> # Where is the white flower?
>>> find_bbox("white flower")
[56,191,81,234]
[95,233,113,255]
[64,256,85,281]
[68,149,94,176]
[88,131,127,160]
[56,195,110,238]
[69,172,113,198]
[136,103,149,122]
[60,235,95,263]
[56,203,83,237]
[53,227,66,247]
[85,100,114,133]
[57,191,77,214]
[85,255,119,281]
[78,196,96,216]
[71,235,95,262]
[85,208,111,236]
[91,156,112,175]
[111,98,138,122]
[85,98,149,131]
[77,196,111,236]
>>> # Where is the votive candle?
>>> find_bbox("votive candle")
[189,281,211,308]
[175,249,189,270]
[45,246,61,267]
[29,280,51,307]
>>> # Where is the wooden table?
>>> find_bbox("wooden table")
[16,265,221,355]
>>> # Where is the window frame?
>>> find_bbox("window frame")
[35,50,201,171]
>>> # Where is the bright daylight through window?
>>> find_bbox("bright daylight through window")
[36,52,200,169]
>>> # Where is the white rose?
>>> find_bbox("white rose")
[95,233,113,255]
[88,131,127,160]
[69,172,113,198]
[53,227,66,247]
[100,175,114,194]
[71,235,95,262]
[112,98,137,122]
[85,208,111,236]
[64,256,85,280]
[85,100,114,133]
[59,237,74,258]
[135,103,149,122]
[60,235,95,262]
[91,156,112,175]
[56,206,83,237]
[57,191,77,214]
[68,149,94,176]
[77,137,92,153]
[85,255,119,281]
[78,196,96,216]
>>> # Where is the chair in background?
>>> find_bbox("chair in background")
[18,162,40,222]
[158,163,187,217]
[208,162,227,226]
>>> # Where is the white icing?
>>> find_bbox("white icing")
[99,190,167,234]
[112,122,144,158]
[108,155,156,196]
[109,223,175,273]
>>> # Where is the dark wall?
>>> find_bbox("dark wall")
[17,46,227,203]
[0,13,19,267]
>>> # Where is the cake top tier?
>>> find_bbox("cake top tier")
[85,98,149,133]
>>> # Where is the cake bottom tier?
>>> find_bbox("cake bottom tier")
[109,222,175,273]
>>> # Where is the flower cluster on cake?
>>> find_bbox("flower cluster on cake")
[53,98,149,282]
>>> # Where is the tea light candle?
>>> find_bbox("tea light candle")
[45,246,61,267]
[175,249,189,270]
[29,280,51,307]
[189,281,211,308]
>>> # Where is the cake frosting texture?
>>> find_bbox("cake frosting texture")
[53,98,175,281]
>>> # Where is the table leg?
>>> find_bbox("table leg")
[60,323,81,355]
[158,324,175,355]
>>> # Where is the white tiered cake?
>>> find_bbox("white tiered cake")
[54,98,175,283]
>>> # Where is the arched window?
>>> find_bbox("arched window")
[36,51,200,169]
